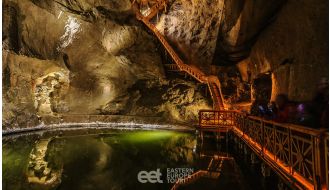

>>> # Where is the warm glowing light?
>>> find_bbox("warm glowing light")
[232,127,314,190]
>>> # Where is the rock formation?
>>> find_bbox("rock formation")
[2,0,328,128]
[2,0,212,129]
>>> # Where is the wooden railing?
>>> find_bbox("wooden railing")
[198,110,329,190]
[163,64,180,71]
[131,2,225,110]
[199,110,234,127]
[170,170,208,190]
[171,156,225,190]
[207,76,225,110]
[144,0,168,21]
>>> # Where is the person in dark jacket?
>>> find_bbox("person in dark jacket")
[311,78,329,129]
[274,94,296,123]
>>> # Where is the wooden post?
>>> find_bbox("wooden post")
[313,131,327,190]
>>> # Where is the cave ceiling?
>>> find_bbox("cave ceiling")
[140,0,287,67]
[4,0,287,68]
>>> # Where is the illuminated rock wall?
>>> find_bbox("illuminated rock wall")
[2,0,211,129]
[155,0,224,72]
[3,0,327,128]
[237,0,328,102]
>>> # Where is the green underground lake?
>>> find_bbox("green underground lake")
[3,128,284,190]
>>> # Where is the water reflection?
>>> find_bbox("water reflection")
[3,129,282,190]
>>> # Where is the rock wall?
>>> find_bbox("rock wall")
[2,0,211,129]
[237,0,328,102]
[3,0,327,128]
[150,0,290,107]
[155,0,224,72]
[2,52,66,128]
[213,0,285,65]
[215,66,250,104]
[154,0,285,69]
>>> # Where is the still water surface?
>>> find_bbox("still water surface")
[3,128,280,190]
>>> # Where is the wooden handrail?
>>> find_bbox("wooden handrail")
[199,109,327,135]
[198,110,329,190]
[244,114,326,136]
[144,0,168,21]
[131,2,225,110]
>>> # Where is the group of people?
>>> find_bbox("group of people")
[255,78,328,129]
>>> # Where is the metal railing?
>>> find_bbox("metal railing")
[198,110,329,190]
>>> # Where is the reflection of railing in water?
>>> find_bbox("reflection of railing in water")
[171,156,226,190]
[130,2,329,188]
[198,110,329,190]
[131,2,225,110]
[170,170,207,190]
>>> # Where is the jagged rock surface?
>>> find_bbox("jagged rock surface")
[237,0,328,102]
[155,0,224,72]
[2,0,211,129]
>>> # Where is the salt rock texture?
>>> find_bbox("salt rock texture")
[2,0,211,129]
[216,66,250,104]
[121,77,211,122]
[151,0,289,107]
[3,0,327,128]
[156,0,224,72]
[237,0,328,102]
[213,0,285,65]
[155,0,285,68]
[2,51,68,128]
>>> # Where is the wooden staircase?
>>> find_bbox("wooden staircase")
[131,1,225,110]
[163,63,180,72]
[143,0,169,21]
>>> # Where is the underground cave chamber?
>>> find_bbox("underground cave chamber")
[2,0,329,189]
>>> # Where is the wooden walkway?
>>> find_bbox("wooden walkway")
[130,2,329,189]
[198,110,329,190]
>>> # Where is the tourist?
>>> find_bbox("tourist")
[295,102,317,127]
[310,78,329,129]
[273,94,296,123]
[264,101,277,120]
